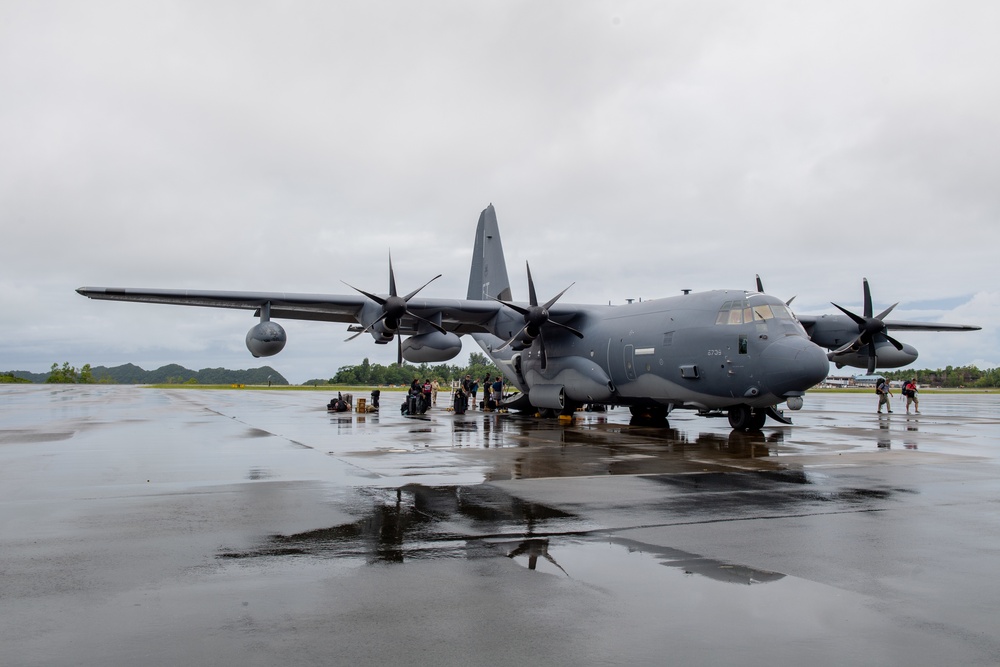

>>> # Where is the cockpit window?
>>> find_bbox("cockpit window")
[716,298,795,325]
[770,304,794,320]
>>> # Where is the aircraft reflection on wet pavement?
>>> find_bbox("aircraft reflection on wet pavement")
[217,475,900,585]
[422,411,786,480]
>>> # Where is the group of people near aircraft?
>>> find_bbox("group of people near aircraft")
[402,378,439,415]
[327,392,351,412]
[450,374,505,414]
[875,378,920,415]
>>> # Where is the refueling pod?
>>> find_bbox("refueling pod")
[401,330,462,363]
[246,303,287,357]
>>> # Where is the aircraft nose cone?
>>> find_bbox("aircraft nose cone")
[760,336,829,396]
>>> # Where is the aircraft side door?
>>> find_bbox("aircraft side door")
[623,344,637,381]
[607,338,635,389]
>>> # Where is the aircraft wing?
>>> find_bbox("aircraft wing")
[881,320,981,332]
[75,287,506,334]
[796,314,980,333]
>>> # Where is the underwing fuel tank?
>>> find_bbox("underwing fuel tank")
[246,321,287,358]
[401,331,462,362]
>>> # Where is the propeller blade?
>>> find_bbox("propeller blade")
[831,302,866,326]
[875,302,899,321]
[830,335,863,356]
[342,281,387,306]
[397,335,403,366]
[407,312,447,335]
[526,262,538,307]
[884,333,905,351]
[344,312,389,341]
[402,274,442,302]
[756,275,765,293]
[388,253,397,297]
[489,295,530,317]
[863,278,873,319]
[541,282,576,311]
[547,319,585,339]
[867,345,877,375]
[495,322,531,352]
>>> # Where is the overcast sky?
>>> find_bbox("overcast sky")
[2,1,997,384]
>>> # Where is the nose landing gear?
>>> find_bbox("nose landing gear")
[728,405,767,431]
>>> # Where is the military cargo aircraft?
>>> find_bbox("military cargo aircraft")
[76,205,972,430]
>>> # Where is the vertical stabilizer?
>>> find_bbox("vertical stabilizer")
[466,204,512,301]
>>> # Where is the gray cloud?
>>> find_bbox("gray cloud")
[1,1,996,382]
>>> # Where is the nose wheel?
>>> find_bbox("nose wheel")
[728,405,767,431]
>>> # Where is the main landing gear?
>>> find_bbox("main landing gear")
[727,405,767,431]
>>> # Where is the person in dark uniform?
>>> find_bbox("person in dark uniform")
[876,377,893,414]
[481,375,492,411]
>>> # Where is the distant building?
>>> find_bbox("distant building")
[852,374,902,388]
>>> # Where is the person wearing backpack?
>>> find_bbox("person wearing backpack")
[903,378,920,414]
[876,377,893,414]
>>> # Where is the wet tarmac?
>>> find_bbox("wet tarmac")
[2,385,999,666]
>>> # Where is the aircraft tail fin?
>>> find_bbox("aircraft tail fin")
[467,204,512,302]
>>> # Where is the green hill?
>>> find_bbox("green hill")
[2,364,288,385]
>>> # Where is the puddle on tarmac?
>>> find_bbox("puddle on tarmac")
[218,483,592,564]
[217,466,908,594]
[217,480,794,589]
[499,536,785,585]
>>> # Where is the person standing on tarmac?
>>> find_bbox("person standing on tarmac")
[408,378,422,414]
[422,379,432,411]
[481,375,492,411]
[455,379,468,414]
[431,379,439,406]
[462,375,473,410]
[903,378,920,414]
[876,377,893,414]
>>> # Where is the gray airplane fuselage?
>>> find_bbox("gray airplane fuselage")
[476,289,830,414]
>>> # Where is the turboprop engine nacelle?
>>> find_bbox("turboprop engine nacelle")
[401,331,462,363]
[370,321,396,344]
[830,340,918,370]
[246,321,287,358]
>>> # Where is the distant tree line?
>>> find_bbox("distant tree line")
[46,362,96,383]
[881,365,1000,388]
[318,353,499,387]
[1,363,288,385]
